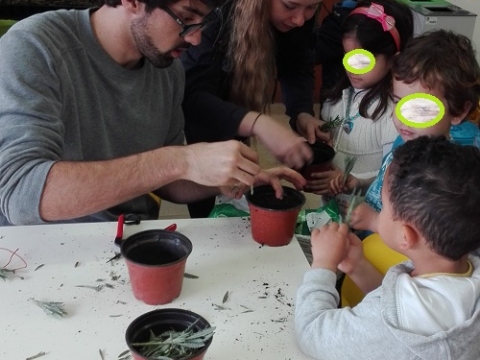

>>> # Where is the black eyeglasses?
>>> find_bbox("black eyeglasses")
[163,7,206,38]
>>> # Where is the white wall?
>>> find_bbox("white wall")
[447,0,480,64]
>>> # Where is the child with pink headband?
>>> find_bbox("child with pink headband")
[305,0,413,205]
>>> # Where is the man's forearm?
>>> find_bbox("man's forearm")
[155,180,220,204]
[40,147,186,221]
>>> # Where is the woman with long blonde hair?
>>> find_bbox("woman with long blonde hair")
[182,0,326,217]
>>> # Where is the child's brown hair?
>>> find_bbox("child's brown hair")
[392,30,480,117]
[387,136,480,260]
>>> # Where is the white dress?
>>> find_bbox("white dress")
[321,87,398,180]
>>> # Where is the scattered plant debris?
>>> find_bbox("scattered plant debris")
[222,291,229,304]
[212,303,229,311]
[76,284,103,292]
[26,351,46,360]
[183,273,199,279]
[117,350,131,360]
[99,349,105,360]
[34,264,44,271]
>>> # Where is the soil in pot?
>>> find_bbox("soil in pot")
[301,142,336,182]
[246,185,305,246]
[126,308,214,360]
[121,230,193,305]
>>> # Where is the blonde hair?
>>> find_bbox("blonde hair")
[227,0,275,112]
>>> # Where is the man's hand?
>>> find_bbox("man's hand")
[295,113,332,145]
[220,166,306,200]
[184,140,261,187]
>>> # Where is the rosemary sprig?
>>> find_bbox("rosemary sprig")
[320,115,344,132]
[343,156,358,187]
[344,188,364,225]
[131,323,215,360]
[31,298,67,318]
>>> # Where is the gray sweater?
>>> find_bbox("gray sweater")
[0,9,185,225]
[295,256,480,359]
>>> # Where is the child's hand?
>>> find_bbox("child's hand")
[305,169,341,195]
[348,202,379,232]
[329,173,359,195]
[310,222,350,272]
[337,232,365,275]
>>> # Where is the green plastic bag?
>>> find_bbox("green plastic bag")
[208,195,249,218]
[295,199,341,236]
[0,20,16,38]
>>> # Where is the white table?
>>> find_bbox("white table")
[0,218,312,360]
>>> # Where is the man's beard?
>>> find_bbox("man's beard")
[131,14,175,68]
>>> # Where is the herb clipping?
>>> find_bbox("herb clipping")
[344,188,364,225]
[343,156,358,187]
[131,322,215,359]
[320,115,343,132]
[31,298,67,318]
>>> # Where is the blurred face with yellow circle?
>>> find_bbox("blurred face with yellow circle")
[391,79,466,142]
[342,35,391,90]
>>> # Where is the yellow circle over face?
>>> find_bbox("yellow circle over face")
[395,93,445,129]
[343,49,376,75]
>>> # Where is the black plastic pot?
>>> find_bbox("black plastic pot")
[301,142,336,181]
[126,308,213,360]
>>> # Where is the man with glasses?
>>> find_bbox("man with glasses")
[0,0,304,226]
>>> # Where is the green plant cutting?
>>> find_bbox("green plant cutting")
[320,115,344,132]
[131,322,215,360]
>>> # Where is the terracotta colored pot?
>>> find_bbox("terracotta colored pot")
[246,185,305,246]
[301,142,336,181]
[126,308,213,360]
[121,230,192,305]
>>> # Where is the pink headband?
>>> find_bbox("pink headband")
[349,3,401,51]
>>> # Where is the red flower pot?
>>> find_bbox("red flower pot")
[126,308,213,360]
[246,185,305,246]
[121,230,192,305]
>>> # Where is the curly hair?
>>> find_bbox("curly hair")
[386,136,480,260]
[100,0,225,12]
[326,0,413,121]
[392,30,480,117]
[227,0,274,112]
